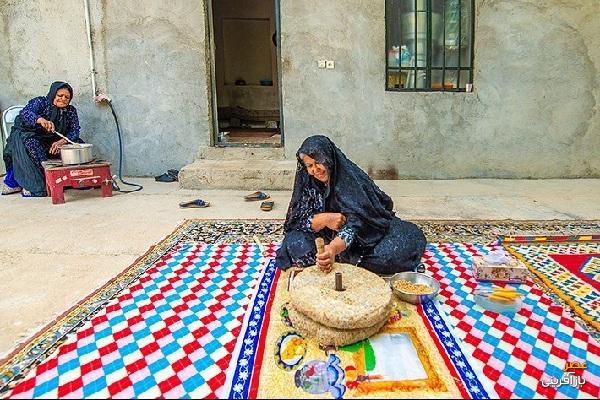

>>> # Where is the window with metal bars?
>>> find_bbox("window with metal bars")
[385,0,474,92]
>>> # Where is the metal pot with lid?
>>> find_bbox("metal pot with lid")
[60,143,94,165]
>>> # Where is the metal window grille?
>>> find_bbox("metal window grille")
[385,0,475,92]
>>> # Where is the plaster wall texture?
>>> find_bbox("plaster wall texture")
[0,0,211,176]
[280,0,599,178]
[1,0,598,178]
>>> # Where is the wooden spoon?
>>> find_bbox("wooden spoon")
[53,130,81,147]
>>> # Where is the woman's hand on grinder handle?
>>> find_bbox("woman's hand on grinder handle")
[316,237,346,273]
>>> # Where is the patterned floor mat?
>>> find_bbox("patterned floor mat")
[1,220,598,399]
[223,243,599,399]
[5,243,271,398]
[425,242,600,399]
[502,235,600,333]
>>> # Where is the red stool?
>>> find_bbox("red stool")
[43,161,113,204]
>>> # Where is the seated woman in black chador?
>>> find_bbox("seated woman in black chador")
[276,135,427,274]
[2,81,81,197]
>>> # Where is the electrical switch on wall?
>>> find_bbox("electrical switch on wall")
[318,60,335,69]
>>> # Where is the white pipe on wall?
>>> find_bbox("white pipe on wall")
[83,0,97,97]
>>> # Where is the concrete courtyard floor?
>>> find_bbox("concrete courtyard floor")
[0,178,599,358]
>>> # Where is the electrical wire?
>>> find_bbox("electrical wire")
[106,100,143,193]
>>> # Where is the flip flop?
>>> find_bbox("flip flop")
[244,191,270,201]
[21,189,47,198]
[155,173,177,183]
[260,201,274,212]
[179,199,210,208]
[1,184,22,195]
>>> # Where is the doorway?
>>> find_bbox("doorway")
[209,0,282,146]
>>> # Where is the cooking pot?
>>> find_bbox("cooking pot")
[60,144,94,165]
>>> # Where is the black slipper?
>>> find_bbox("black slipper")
[155,173,177,182]
[244,191,270,201]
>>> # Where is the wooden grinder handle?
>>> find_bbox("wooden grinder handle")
[315,237,335,274]
[315,237,325,255]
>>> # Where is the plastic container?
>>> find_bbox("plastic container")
[473,287,523,314]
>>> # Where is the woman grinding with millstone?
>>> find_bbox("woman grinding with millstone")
[276,135,427,274]
[2,81,81,197]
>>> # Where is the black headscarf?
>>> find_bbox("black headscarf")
[45,81,73,137]
[47,81,73,101]
[284,135,395,249]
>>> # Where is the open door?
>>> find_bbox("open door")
[209,0,282,147]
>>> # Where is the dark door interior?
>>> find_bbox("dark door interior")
[211,0,282,146]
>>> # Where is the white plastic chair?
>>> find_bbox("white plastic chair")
[2,105,24,142]
[1,105,24,174]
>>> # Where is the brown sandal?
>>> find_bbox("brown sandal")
[260,201,274,211]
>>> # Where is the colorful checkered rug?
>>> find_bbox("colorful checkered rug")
[225,241,599,399]
[425,242,599,399]
[5,243,273,398]
[1,220,599,399]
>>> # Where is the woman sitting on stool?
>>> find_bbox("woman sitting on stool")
[2,81,81,197]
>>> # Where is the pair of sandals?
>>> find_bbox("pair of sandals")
[179,191,274,211]
[155,169,179,183]
[244,191,274,212]
[2,183,88,197]
[1,185,45,197]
